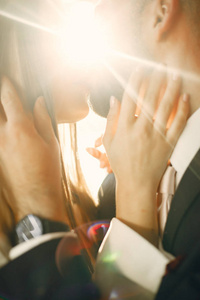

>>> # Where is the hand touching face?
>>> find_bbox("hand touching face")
[0,78,67,224]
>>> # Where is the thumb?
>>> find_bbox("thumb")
[33,96,55,144]
[103,96,121,149]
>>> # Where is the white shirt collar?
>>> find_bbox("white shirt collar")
[170,108,200,187]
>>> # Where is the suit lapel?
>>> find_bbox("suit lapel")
[163,148,200,253]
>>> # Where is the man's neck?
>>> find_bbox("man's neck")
[165,49,200,117]
[160,20,200,117]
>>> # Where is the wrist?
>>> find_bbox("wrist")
[116,181,158,245]
[14,193,67,224]
[117,217,159,247]
[116,180,157,213]
[12,214,70,246]
[116,176,158,195]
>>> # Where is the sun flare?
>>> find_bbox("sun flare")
[58,1,110,68]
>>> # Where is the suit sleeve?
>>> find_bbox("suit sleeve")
[97,173,116,220]
[156,240,200,300]
[0,234,100,300]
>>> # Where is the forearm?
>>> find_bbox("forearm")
[116,180,158,247]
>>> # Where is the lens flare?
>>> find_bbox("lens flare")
[58,1,110,68]
[0,9,56,35]
[102,252,120,263]
[87,221,110,240]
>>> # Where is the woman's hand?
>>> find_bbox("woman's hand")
[86,136,112,173]
[0,78,66,224]
[103,67,190,246]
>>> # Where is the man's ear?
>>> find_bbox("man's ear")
[155,0,180,41]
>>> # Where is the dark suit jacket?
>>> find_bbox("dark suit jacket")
[0,237,100,300]
[97,172,116,220]
[0,150,199,300]
[96,149,200,299]
[156,148,200,299]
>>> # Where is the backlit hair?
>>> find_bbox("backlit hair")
[0,0,97,269]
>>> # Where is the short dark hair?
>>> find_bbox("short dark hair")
[180,1,200,40]
[138,0,200,39]
[181,1,200,20]
[138,0,200,18]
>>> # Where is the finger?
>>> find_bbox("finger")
[118,67,144,126]
[33,96,55,144]
[86,147,101,159]
[140,66,166,121]
[1,77,24,123]
[99,153,109,169]
[95,136,103,148]
[100,160,106,168]
[154,73,181,133]
[103,96,121,149]
[107,166,113,173]
[167,93,190,146]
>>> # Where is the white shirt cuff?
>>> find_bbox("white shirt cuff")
[97,218,172,294]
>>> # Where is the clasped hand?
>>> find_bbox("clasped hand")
[103,67,189,245]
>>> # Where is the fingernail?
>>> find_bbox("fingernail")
[172,72,179,81]
[182,93,189,102]
[95,137,103,147]
[38,96,46,107]
[110,96,115,108]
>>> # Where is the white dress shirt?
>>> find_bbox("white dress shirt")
[96,108,200,297]
[170,108,200,187]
